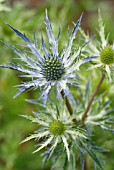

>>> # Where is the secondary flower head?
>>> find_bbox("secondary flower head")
[20,102,88,161]
[79,10,114,82]
[0,10,94,104]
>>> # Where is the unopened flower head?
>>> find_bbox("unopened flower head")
[49,120,65,135]
[100,46,114,65]
[0,10,95,104]
[20,102,88,161]
[79,10,114,82]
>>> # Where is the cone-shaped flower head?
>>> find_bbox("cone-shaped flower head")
[0,11,95,104]
[79,10,114,82]
[100,46,114,65]
[20,102,88,161]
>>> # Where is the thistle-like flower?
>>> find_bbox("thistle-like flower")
[79,10,114,82]
[20,101,105,170]
[20,102,88,162]
[0,11,95,104]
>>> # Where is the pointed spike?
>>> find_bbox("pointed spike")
[41,33,49,56]
[56,27,61,42]
[41,33,45,47]
[0,63,22,72]
[41,33,46,51]
[33,31,37,47]
[56,105,60,116]
[98,9,102,23]
[81,56,98,65]
[0,64,14,69]
[72,13,83,35]
[45,9,49,21]
[7,24,31,44]
[45,10,58,56]
[45,10,52,33]
[1,40,23,58]
[6,24,43,61]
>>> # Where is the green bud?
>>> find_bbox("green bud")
[49,121,65,136]
[100,46,114,65]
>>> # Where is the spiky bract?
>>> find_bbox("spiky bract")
[20,102,88,162]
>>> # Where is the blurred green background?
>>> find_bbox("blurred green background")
[0,0,114,170]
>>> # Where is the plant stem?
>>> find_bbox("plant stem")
[60,89,78,124]
[84,157,87,170]
[82,74,105,122]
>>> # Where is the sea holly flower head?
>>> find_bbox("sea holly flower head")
[20,102,88,162]
[0,10,95,104]
[79,10,114,82]
[20,101,105,170]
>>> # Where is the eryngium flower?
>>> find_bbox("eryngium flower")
[79,10,114,82]
[0,11,94,104]
[20,102,88,161]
